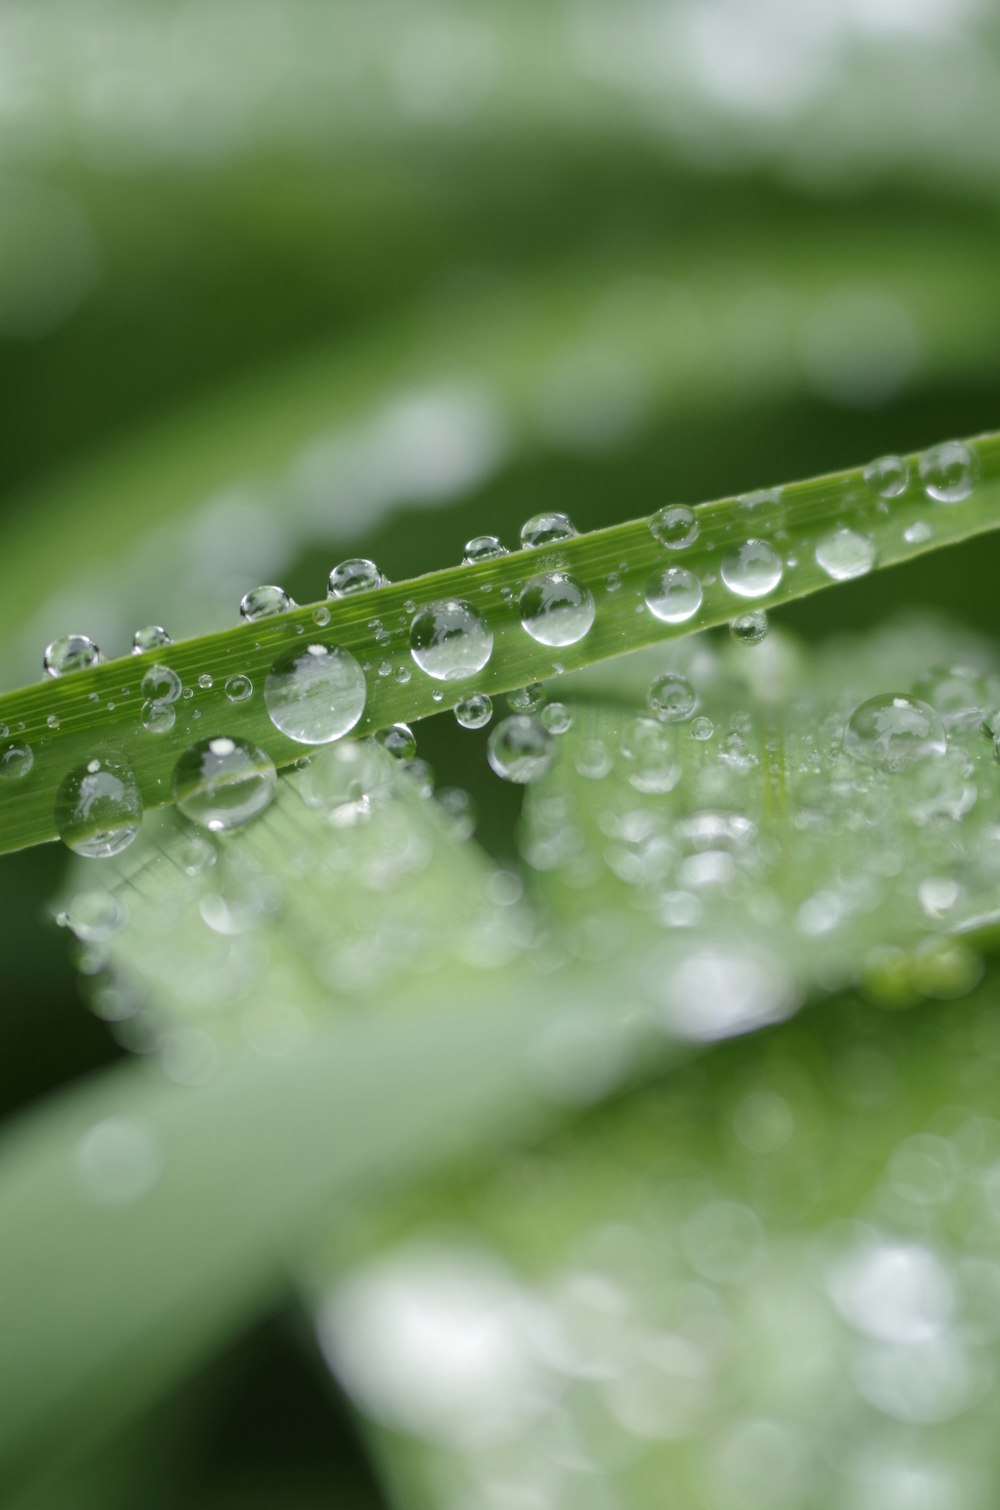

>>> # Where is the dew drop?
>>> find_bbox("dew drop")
[409,600,493,681]
[132,625,172,654]
[730,609,768,646]
[218,674,250,705]
[487,715,553,783]
[312,605,331,627]
[691,715,714,741]
[141,700,176,734]
[519,573,595,647]
[905,521,932,545]
[327,558,386,597]
[197,673,213,690]
[864,454,909,499]
[264,642,367,743]
[644,566,702,624]
[55,755,143,857]
[844,695,947,773]
[47,714,60,731]
[648,671,696,722]
[240,584,293,621]
[0,742,33,780]
[454,692,493,729]
[463,534,508,564]
[815,527,876,581]
[650,504,699,550]
[721,539,783,599]
[520,511,577,549]
[140,664,182,705]
[374,723,417,761]
[172,736,276,831]
[44,634,102,678]
[300,741,391,817]
[919,440,978,504]
[541,701,572,734]
[508,683,545,713]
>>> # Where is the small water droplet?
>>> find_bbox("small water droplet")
[172,736,276,831]
[904,521,932,545]
[864,454,909,498]
[197,673,213,690]
[264,643,367,743]
[454,692,493,729]
[519,573,595,647]
[919,440,978,504]
[224,674,253,703]
[131,625,172,654]
[140,664,183,704]
[409,600,493,681]
[487,715,553,783]
[374,723,417,761]
[312,605,331,627]
[541,701,572,734]
[844,695,947,773]
[300,741,391,818]
[44,634,102,677]
[463,534,508,564]
[46,715,60,731]
[648,671,696,722]
[141,700,176,734]
[520,511,577,549]
[721,539,783,599]
[815,527,876,581]
[508,683,545,713]
[240,585,293,621]
[55,755,143,857]
[730,609,768,646]
[327,558,386,597]
[0,742,33,780]
[644,566,702,624]
[691,715,714,740]
[62,889,127,942]
[650,504,699,550]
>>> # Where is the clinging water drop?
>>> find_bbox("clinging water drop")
[327,559,386,597]
[721,540,783,600]
[132,625,172,654]
[454,692,493,729]
[843,695,947,774]
[730,610,768,646]
[919,441,978,504]
[519,573,595,647]
[487,715,553,783]
[264,643,367,743]
[55,756,143,857]
[644,567,702,624]
[239,585,294,621]
[44,634,102,678]
[648,672,696,722]
[864,455,909,499]
[0,742,33,780]
[409,600,493,681]
[463,535,508,564]
[815,528,876,581]
[520,512,577,549]
[650,505,698,550]
[172,736,276,831]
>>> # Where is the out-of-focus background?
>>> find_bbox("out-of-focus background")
[2,2,1000,1505]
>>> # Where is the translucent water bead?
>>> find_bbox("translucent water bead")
[721,540,783,599]
[454,693,493,729]
[463,535,508,564]
[487,715,553,783]
[44,634,102,677]
[648,672,696,722]
[327,558,386,596]
[814,528,876,581]
[409,600,493,681]
[0,742,33,780]
[239,585,293,621]
[519,574,595,647]
[730,610,768,646]
[374,723,417,761]
[649,505,698,550]
[843,695,947,774]
[55,756,143,857]
[132,625,172,654]
[864,455,908,499]
[172,736,276,831]
[264,643,367,744]
[520,512,577,549]
[644,567,702,624]
[919,440,978,504]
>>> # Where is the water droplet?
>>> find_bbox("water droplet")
[224,674,253,703]
[327,558,386,597]
[44,634,102,677]
[844,695,947,773]
[374,723,417,761]
[139,664,182,705]
[919,440,978,503]
[409,600,493,681]
[864,455,909,498]
[454,692,493,729]
[691,715,714,740]
[487,715,553,783]
[520,512,577,549]
[0,742,33,779]
[264,643,367,743]
[650,504,698,549]
[75,1116,162,1205]
[47,714,60,731]
[644,567,702,624]
[239,584,293,621]
[312,605,331,627]
[131,625,172,654]
[62,889,127,942]
[519,573,594,648]
[172,736,276,831]
[300,741,391,818]
[508,683,545,713]
[541,701,572,734]
[648,671,696,721]
[730,609,768,646]
[721,539,783,599]
[197,673,213,690]
[815,527,876,581]
[141,700,175,734]
[55,756,143,857]
[463,534,508,564]
[905,521,932,545]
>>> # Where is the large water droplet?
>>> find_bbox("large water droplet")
[224,674,253,703]
[240,584,293,621]
[172,736,276,831]
[648,672,696,722]
[463,534,508,564]
[815,527,876,581]
[264,643,367,743]
[327,558,386,597]
[730,609,768,646]
[140,664,182,704]
[721,539,783,599]
[520,512,577,549]
[132,625,172,654]
[519,573,595,647]
[55,756,143,857]
[0,742,33,780]
[650,505,699,550]
[141,700,176,734]
[644,567,702,624]
[454,692,493,729]
[409,600,493,681]
[843,695,947,773]
[919,441,978,504]
[864,454,909,498]
[44,634,102,677]
[487,715,553,783]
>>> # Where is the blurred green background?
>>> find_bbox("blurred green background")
[1,1,999,1504]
